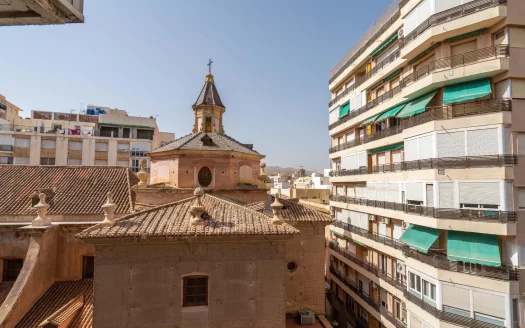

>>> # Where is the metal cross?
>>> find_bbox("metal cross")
[207,58,213,73]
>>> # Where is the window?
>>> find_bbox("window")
[136,129,154,140]
[198,167,212,187]
[14,138,30,148]
[95,160,108,166]
[407,200,423,206]
[68,141,82,150]
[3,259,23,281]
[0,157,13,164]
[512,298,519,328]
[40,158,55,165]
[14,157,29,165]
[95,142,108,152]
[423,280,436,301]
[460,203,498,210]
[82,256,94,279]
[67,159,82,165]
[409,272,421,293]
[41,140,56,149]
[183,276,208,307]
[358,307,369,323]
[346,295,355,311]
[205,117,212,132]
[117,144,130,152]
[117,160,129,167]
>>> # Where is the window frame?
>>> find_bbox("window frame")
[183,275,208,307]
[82,256,94,279]
[3,258,23,281]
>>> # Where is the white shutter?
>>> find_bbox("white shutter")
[117,160,128,166]
[404,138,418,161]
[518,134,525,155]
[404,5,419,35]
[459,182,500,205]
[350,94,362,111]
[13,157,29,164]
[410,314,423,328]
[442,283,471,311]
[95,142,108,151]
[387,183,399,202]
[41,139,56,149]
[434,0,462,13]
[329,108,340,125]
[496,79,511,99]
[94,159,108,166]
[438,132,465,157]
[131,141,150,151]
[0,135,12,145]
[346,132,355,143]
[506,181,514,211]
[68,141,82,150]
[467,128,498,156]
[347,186,356,198]
[393,224,402,240]
[337,186,345,196]
[518,189,525,210]
[472,291,505,318]
[439,183,455,208]
[377,42,399,64]
[379,222,387,236]
[503,240,518,266]
[67,158,82,165]
[418,135,433,159]
[356,185,367,199]
[392,149,402,163]
[406,182,424,202]
[14,138,29,148]
[376,183,387,201]
[368,184,377,200]
[358,152,367,168]
[378,153,386,165]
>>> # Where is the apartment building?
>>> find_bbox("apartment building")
[0,107,175,172]
[326,0,525,328]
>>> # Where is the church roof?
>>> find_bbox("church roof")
[194,74,224,107]
[261,196,333,223]
[77,194,299,239]
[0,165,138,216]
[150,132,261,156]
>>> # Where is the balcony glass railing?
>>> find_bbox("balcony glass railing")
[328,45,509,131]
[329,98,511,153]
[330,194,517,223]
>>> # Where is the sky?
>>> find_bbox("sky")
[0,0,393,172]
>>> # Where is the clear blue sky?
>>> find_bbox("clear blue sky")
[0,0,392,172]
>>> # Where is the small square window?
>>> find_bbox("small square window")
[183,276,208,307]
[3,259,23,281]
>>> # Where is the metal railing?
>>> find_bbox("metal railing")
[329,241,378,275]
[330,194,517,223]
[330,154,516,177]
[402,0,507,48]
[328,45,509,131]
[329,266,380,311]
[332,222,405,251]
[380,306,407,328]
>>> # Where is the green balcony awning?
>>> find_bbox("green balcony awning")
[384,68,403,82]
[399,224,441,254]
[447,231,501,267]
[444,28,488,43]
[375,103,407,122]
[339,103,350,118]
[370,33,398,58]
[443,79,492,105]
[359,113,382,127]
[396,90,438,119]
[369,143,404,155]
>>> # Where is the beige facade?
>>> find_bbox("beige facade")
[327,1,525,328]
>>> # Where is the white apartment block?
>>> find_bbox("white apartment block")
[326,1,525,328]
[0,107,175,172]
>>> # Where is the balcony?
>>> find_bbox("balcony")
[329,266,380,312]
[329,45,509,132]
[330,222,519,281]
[330,154,516,177]
[401,0,507,50]
[380,306,407,328]
[0,145,13,152]
[330,194,517,223]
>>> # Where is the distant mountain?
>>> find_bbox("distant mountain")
[266,166,314,175]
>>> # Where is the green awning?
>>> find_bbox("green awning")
[375,103,407,122]
[444,28,488,43]
[447,231,501,267]
[399,224,441,254]
[384,68,403,82]
[369,143,404,155]
[370,33,398,58]
[443,79,491,105]
[339,103,350,118]
[359,113,381,127]
[396,90,438,119]
[408,42,441,65]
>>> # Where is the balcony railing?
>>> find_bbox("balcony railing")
[329,266,380,312]
[402,0,507,49]
[330,194,517,223]
[330,222,519,281]
[0,145,13,151]
[328,45,509,131]
[329,96,510,153]
[332,222,405,251]
[329,241,378,275]
[330,154,517,177]
[380,306,407,328]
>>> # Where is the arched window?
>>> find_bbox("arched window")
[183,275,208,307]
[198,167,212,187]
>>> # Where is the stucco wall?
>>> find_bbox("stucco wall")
[92,240,287,328]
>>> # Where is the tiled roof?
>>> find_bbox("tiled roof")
[77,194,299,239]
[263,196,333,223]
[0,281,14,305]
[16,279,93,328]
[0,166,138,216]
[244,201,265,212]
[150,132,260,155]
[194,78,224,107]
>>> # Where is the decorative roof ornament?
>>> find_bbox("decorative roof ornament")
[258,161,268,189]
[32,193,51,227]
[136,158,149,187]
[270,197,284,225]
[190,187,206,226]
[101,192,116,226]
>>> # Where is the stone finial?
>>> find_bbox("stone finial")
[270,197,284,225]
[136,158,149,187]
[258,161,268,189]
[101,192,116,226]
[190,187,206,226]
[32,193,51,227]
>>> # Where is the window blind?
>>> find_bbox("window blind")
[406,182,424,201]
[387,183,399,202]
[459,182,500,205]
[419,135,433,160]
[439,183,455,208]
[41,140,56,149]
[467,128,498,156]
[438,132,465,158]
[518,188,525,210]
[14,138,29,148]
[472,291,505,318]
[404,138,418,161]
[442,283,471,311]
[68,141,82,150]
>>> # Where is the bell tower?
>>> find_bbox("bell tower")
[192,59,226,134]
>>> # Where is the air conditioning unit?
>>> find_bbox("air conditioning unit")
[396,262,406,275]
[398,28,404,38]
[368,214,376,221]
[380,217,390,224]
[402,221,408,229]
[299,309,315,325]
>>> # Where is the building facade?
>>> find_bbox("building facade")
[0,107,175,171]
[326,1,525,328]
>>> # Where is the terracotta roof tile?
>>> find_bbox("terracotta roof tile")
[263,196,333,223]
[78,194,299,239]
[16,279,93,328]
[150,132,260,155]
[0,282,14,305]
[194,79,224,107]
[0,165,138,216]
[244,201,265,212]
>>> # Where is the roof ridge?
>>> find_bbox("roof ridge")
[176,133,202,149]
[206,194,272,219]
[221,134,259,153]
